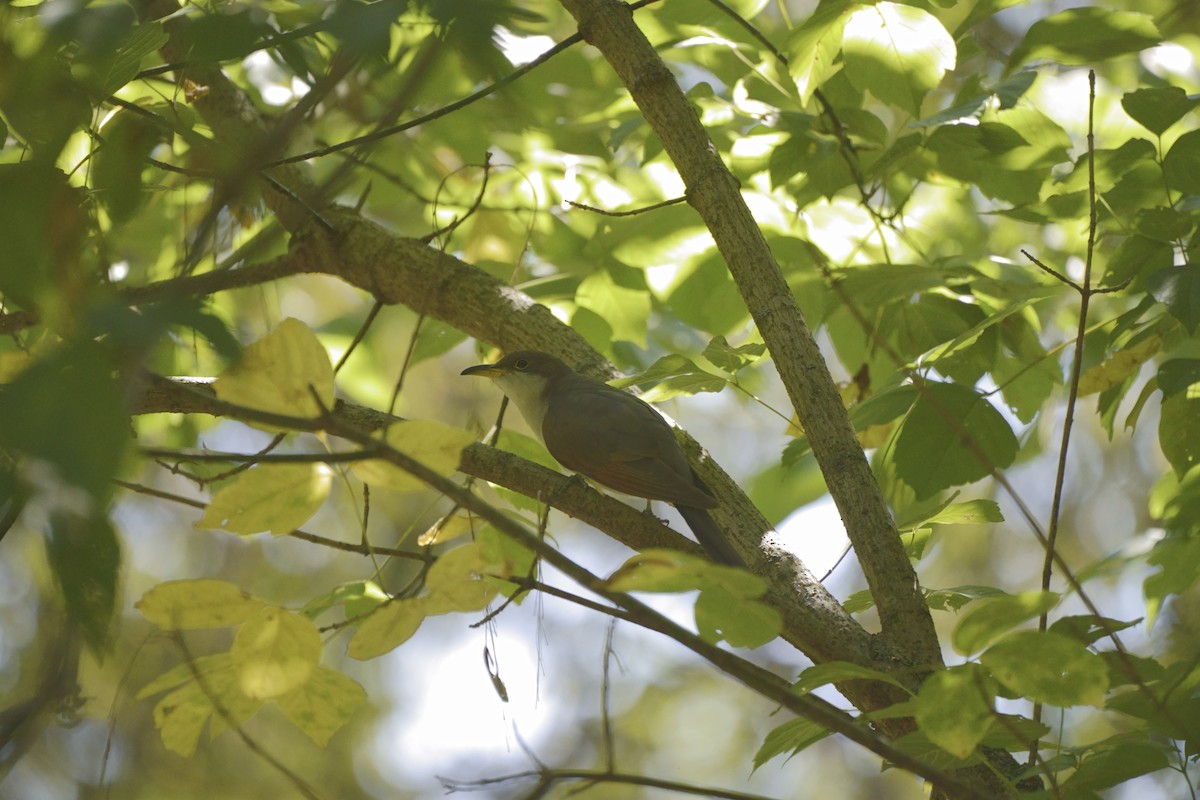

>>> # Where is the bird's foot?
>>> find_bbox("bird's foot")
[639,504,669,525]
[543,472,590,506]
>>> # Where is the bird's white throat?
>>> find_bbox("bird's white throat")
[491,372,551,440]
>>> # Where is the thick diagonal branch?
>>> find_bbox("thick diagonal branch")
[557,0,940,670]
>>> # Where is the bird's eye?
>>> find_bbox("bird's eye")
[514,359,529,370]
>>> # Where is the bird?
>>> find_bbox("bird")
[461,350,743,566]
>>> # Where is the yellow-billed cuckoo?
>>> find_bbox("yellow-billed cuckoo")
[461,351,743,566]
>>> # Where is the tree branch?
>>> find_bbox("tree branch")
[554,0,939,675]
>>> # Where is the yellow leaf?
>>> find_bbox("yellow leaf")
[136,579,266,630]
[197,463,332,535]
[212,318,335,428]
[1078,335,1162,396]
[785,411,805,438]
[606,549,709,593]
[425,541,506,612]
[424,578,499,614]
[153,681,212,758]
[0,350,35,381]
[347,598,428,660]
[231,607,321,700]
[146,654,263,757]
[418,511,476,546]
[137,653,229,700]
[351,419,477,492]
[276,667,366,747]
[857,421,894,449]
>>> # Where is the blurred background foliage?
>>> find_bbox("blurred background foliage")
[0,0,1198,797]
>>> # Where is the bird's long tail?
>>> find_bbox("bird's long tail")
[675,504,744,566]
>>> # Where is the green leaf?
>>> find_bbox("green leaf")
[754,717,832,769]
[198,463,333,536]
[1048,615,1140,647]
[47,514,120,654]
[915,664,995,758]
[842,2,956,117]
[99,20,169,96]
[0,168,87,307]
[842,588,874,614]
[1147,267,1200,334]
[1159,392,1200,478]
[0,43,91,159]
[918,499,1004,527]
[607,550,779,647]
[783,0,854,103]
[695,585,782,647]
[1148,466,1200,539]
[702,336,767,373]
[1007,8,1160,70]
[924,585,1010,612]
[849,384,918,429]
[832,263,946,310]
[980,631,1109,707]
[575,268,651,347]
[612,354,727,402]
[1104,235,1173,286]
[92,109,165,224]
[1163,129,1200,194]
[1063,741,1171,794]
[0,340,127,497]
[1122,87,1199,136]
[1159,359,1200,398]
[893,382,1018,500]
[410,318,469,365]
[176,10,271,63]
[927,115,1070,205]
[793,661,909,695]
[1136,207,1194,244]
[952,590,1060,655]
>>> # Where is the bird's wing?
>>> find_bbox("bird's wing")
[542,382,716,507]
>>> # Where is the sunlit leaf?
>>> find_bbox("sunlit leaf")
[575,268,651,347]
[212,318,336,429]
[137,579,267,630]
[347,598,428,660]
[695,585,782,647]
[231,607,322,700]
[1158,392,1200,477]
[784,0,853,103]
[1007,8,1160,70]
[1078,335,1162,396]
[276,667,367,747]
[754,717,832,769]
[981,631,1109,707]
[915,664,995,758]
[842,2,956,117]
[197,463,333,536]
[351,419,477,492]
[953,591,1060,655]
